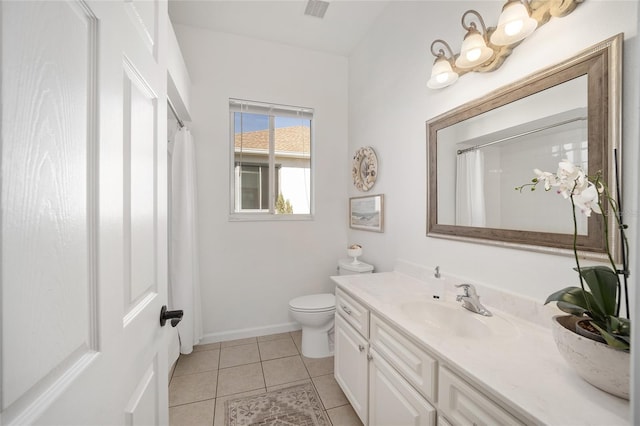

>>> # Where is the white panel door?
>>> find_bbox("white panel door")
[1,0,170,424]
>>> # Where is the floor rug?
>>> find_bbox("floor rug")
[225,382,331,426]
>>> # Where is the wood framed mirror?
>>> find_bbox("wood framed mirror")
[427,34,622,260]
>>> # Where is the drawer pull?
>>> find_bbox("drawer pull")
[367,353,373,361]
[358,344,365,352]
[341,304,352,315]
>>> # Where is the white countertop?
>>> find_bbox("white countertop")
[332,271,630,426]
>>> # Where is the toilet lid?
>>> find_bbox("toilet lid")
[289,293,335,312]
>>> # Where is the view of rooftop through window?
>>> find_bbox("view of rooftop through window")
[230,99,313,217]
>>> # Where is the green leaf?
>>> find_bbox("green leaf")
[575,266,619,316]
[556,301,588,316]
[591,322,630,351]
[545,287,604,321]
[545,286,583,305]
[607,316,631,337]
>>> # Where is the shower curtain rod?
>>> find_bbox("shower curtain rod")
[456,116,587,155]
[167,98,185,129]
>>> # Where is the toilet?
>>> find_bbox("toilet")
[289,258,374,358]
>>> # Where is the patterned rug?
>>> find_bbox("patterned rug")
[225,382,330,426]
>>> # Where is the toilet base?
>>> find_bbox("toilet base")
[301,327,334,358]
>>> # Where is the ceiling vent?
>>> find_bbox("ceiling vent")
[304,0,330,18]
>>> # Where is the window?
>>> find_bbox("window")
[230,99,313,218]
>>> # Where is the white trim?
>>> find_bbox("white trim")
[229,111,236,216]
[268,115,275,212]
[229,98,313,119]
[228,213,314,222]
[233,147,311,159]
[199,322,302,344]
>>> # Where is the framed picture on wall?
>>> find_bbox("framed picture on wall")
[349,194,384,232]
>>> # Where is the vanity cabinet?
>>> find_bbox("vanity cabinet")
[369,348,436,426]
[335,287,527,426]
[336,287,436,426]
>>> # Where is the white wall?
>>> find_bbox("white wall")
[174,25,349,340]
[168,20,192,121]
[349,6,639,416]
[348,0,638,303]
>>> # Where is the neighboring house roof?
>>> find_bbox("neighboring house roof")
[234,126,310,156]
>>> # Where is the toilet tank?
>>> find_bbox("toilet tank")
[338,258,374,275]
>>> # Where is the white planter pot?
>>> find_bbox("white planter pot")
[551,315,630,400]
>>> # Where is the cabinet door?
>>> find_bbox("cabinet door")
[369,349,436,426]
[335,314,369,425]
[371,314,438,401]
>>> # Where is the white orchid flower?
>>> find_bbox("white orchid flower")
[533,168,556,190]
[553,160,589,198]
[572,183,602,217]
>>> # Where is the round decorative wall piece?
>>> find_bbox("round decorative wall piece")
[352,146,378,191]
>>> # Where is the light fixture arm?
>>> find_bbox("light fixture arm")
[461,10,488,38]
[430,39,455,59]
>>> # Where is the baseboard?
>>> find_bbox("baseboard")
[199,322,301,344]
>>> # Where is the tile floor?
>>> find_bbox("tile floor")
[169,330,363,426]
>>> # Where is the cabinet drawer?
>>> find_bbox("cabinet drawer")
[370,314,438,402]
[438,367,524,426]
[336,288,370,338]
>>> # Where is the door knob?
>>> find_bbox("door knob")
[160,305,183,327]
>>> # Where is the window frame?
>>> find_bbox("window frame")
[233,162,282,213]
[228,98,314,221]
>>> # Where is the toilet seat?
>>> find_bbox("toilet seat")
[289,293,335,313]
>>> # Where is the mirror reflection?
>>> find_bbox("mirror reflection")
[427,35,621,259]
[437,76,588,234]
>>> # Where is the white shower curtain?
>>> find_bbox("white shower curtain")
[170,127,203,354]
[456,150,486,227]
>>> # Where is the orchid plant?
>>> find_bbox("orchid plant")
[516,159,630,350]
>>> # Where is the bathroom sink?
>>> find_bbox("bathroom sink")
[400,301,515,338]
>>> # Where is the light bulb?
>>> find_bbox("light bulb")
[490,2,538,46]
[436,73,449,84]
[428,56,458,89]
[466,48,482,62]
[504,19,524,36]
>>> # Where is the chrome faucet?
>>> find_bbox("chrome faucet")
[434,266,441,279]
[455,284,492,316]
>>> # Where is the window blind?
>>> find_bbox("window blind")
[229,98,314,120]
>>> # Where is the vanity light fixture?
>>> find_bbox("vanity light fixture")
[490,0,537,46]
[455,10,494,69]
[427,0,583,89]
[427,40,459,89]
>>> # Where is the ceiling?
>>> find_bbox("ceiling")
[168,0,391,56]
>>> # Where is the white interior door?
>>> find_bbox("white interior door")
[1,1,170,424]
